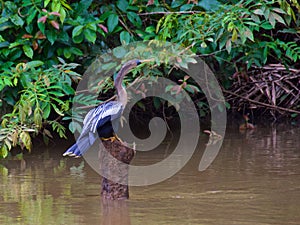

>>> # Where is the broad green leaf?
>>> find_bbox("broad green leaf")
[145,26,155,33]
[227,21,234,32]
[253,8,264,15]
[184,85,195,94]
[0,34,4,42]
[107,14,119,33]
[9,41,23,48]
[20,73,32,87]
[250,14,260,23]
[72,33,84,43]
[219,34,228,50]
[57,57,66,64]
[4,139,12,150]
[72,25,84,38]
[44,0,51,7]
[268,12,276,27]
[127,5,139,11]
[171,0,184,8]
[51,1,61,12]
[272,8,286,14]
[13,77,18,86]
[261,22,273,30]
[117,0,128,12]
[272,12,286,25]
[84,29,97,43]
[23,45,33,58]
[47,85,64,90]
[63,48,72,58]
[61,0,72,10]
[45,29,57,45]
[69,121,76,133]
[62,84,75,95]
[10,14,24,26]
[99,11,111,20]
[42,104,51,119]
[48,91,65,97]
[27,60,44,68]
[5,1,17,11]
[127,12,142,27]
[0,21,14,31]
[225,101,231,109]
[59,8,66,23]
[120,31,131,44]
[232,29,238,42]
[198,0,220,11]
[70,47,83,56]
[0,41,10,48]
[54,31,67,43]
[20,131,32,150]
[0,145,8,159]
[26,7,38,25]
[86,23,97,31]
[244,27,254,42]
[0,17,8,24]
[37,21,45,33]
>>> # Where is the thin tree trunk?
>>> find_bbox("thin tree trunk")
[99,139,135,200]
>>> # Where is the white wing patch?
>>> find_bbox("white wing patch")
[80,101,124,134]
[87,102,123,133]
[83,108,96,125]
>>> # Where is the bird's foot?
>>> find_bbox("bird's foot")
[101,136,117,142]
[101,135,123,143]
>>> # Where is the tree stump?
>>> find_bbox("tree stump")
[98,139,135,200]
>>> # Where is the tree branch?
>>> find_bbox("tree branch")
[222,88,300,114]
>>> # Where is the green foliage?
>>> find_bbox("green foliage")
[0,59,80,156]
[0,0,106,67]
[156,0,300,72]
[0,0,106,157]
[1,0,299,157]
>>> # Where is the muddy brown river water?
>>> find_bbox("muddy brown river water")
[1,123,300,224]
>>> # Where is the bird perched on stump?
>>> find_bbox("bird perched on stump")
[63,59,149,158]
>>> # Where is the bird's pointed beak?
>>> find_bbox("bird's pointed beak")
[139,58,154,63]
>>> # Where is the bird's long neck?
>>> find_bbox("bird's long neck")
[114,66,129,107]
[117,85,128,107]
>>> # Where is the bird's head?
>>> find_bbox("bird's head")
[114,59,154,106]
[114,59,153,84]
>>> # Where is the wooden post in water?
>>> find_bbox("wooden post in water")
[99,139,135,200]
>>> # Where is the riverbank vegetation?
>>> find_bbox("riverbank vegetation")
[0,0,299,158]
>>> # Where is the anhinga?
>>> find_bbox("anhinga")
[63,59,147,158]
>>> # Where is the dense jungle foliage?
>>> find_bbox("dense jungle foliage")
[0,0,299,158]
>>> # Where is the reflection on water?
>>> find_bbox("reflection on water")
[1,123,300,225]
[101,199,131,225]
